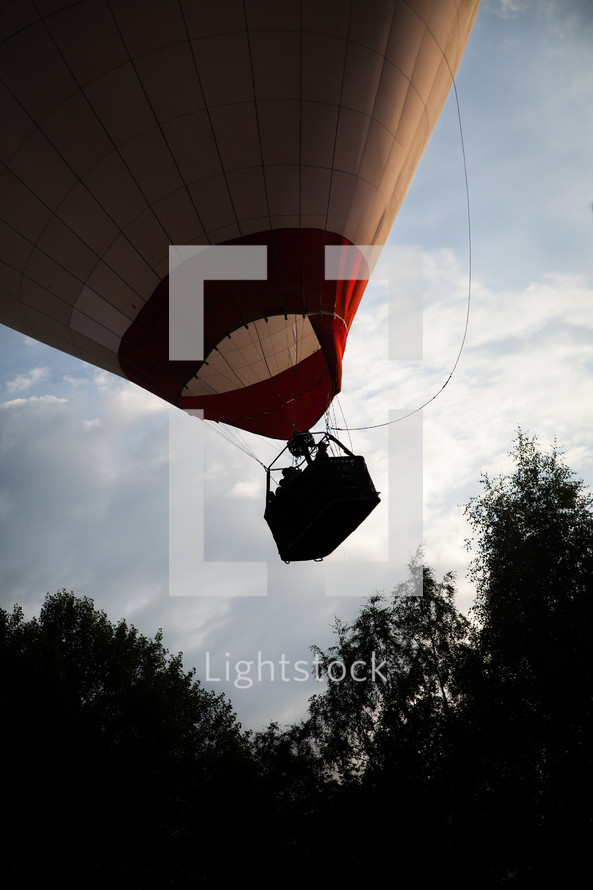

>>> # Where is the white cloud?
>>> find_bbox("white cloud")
[5,366,50,392]
[1,3,592,730]
[230,479,263,498]
[491,0,528,18]
[335,245,593,616]
[2,257,592,728]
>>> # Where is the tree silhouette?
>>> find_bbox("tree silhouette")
[303,560,469,783]
[293,560,471,883]
[0,591,254,888]
[3,433,592,886]
[289,434,593,885]
[459,431,593,884]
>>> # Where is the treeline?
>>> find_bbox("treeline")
[2,433,592,887]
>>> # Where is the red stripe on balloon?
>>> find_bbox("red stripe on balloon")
[118,228,369,438]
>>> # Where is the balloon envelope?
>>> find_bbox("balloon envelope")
[0,0,480,438]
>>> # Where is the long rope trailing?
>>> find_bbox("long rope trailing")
[329,76,473,434]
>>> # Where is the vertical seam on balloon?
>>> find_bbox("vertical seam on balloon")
[241,1,272,233]
[5,48,165,354]
[135,0,210,241]
[194,334,250,394]
[92,0,218,363]
[241,2,295,429]
[322,2,353,314]
[181,3,274,371]
[293,0,304,432]
[363,0,397,247]
[103,3,201,251]
[6,7,166,337]
[8,0,226,382]
[321,1,353,410]
[178,1,251,245]
[251,319,273,385]
[241,3,292,358]
[369,0,455,244]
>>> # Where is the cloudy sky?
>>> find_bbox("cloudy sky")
[2,0,592,731]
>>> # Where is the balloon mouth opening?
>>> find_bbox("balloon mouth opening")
[184,314,321,398]
[118,228,368,437]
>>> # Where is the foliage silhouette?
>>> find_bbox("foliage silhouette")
[303,560,469,782]
[457,431,593,884]
[290,560,472,882]
[2,432,592,886]
[287,432,593,884]
[0,591,255,887]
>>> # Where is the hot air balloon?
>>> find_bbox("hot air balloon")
[0,0,480,558]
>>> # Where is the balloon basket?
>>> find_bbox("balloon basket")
[264,435,380,562]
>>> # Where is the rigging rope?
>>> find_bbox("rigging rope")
[196,417,269,468]
[329,76,472,434]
